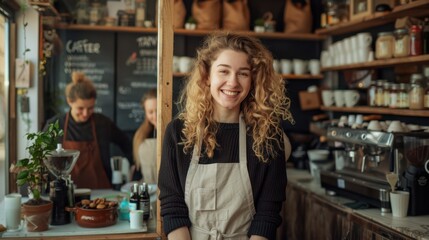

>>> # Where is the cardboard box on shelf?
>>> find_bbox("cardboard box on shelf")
[299,91,321,110]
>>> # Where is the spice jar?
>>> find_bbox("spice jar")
[376,32,394,59]
[389,84,399,108]
[383,82,391,107]
[394,28,410,58]
[367,80,377,107]
[398,83,409,108]
[135,0,146,27]
[375,80,387,107]
[89,2,102,25]
[410,25,422,56]
[409,74,425,110]
[76,0,89,24]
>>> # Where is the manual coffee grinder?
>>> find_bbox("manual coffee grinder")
[44,144,80,225]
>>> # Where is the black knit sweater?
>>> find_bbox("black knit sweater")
[158,118,287,239]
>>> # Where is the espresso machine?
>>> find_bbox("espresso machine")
[44,144,80,225]
[321,127,429,216]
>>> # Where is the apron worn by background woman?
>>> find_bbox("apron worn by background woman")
[63,113,111,189]
[185,115,256,240]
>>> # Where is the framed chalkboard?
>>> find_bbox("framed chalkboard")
[52,30,115,120]
[116,32,157,131]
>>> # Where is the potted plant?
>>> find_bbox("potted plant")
[10,121,63,232]
[185,16,197,30]
[254,18,265,33]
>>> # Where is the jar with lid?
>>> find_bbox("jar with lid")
[424,85,429,109]
[89,1,102,25]
[409,74,425,110]
[410,25,423,56]
[367,80,377,107]
[383,82,391,107]
[376,32,395,59]
[398,83,409,108]
[389,83,399,108]
[394,28,410,58]
[375,80,387,107]
[76,0,89,24]
[135,0,146,27]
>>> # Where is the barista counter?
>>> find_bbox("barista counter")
[0,189,159,239]
[286,168,429,240]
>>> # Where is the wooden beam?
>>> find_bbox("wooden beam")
[156,0,173,238]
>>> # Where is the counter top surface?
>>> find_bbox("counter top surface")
[287,168,429,240]
[0,189,158,238]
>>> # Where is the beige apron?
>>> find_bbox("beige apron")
[184,115,255,240]
[138,138,157,184]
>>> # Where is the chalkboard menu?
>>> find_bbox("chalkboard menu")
[116,32,157,131]
[53,30,115,120]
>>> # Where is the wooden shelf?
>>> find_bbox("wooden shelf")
[173,72,323,80]
[321,54,429,71]
[320,106,429,117]
[315,0,429,36]
[54,24,325,41]
[28,0,60,19]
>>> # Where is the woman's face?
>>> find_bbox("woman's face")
[208,49,251,120]
[144,98,157,128]
[67,98,96,123]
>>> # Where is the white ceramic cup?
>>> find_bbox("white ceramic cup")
[356,32,372,47]
[172,56,180,72]
[390,191,410,217]
[356,47,371,63]
[293,59,307,75]
[5,193,22,230]
[344,90,360,107]
[130,210,144,229]
[179,56,193,73]
[355,114,363,124]
[387,120,404,132]
[308,59,321,75]
[367,120,382,131]
[273,59,281,73]
[280,59,292,74]
[334,90,346,107]
[321,90,335,106]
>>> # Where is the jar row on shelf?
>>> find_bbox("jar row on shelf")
[367,74,429,110]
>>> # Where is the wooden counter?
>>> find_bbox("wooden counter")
[284,169,429,240]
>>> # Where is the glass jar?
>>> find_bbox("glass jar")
[135,0,146,27]
[375,80,387,107]
[389,84,399,108]
[409,74,425,110]
[424,85,429,109]
[376,32,395,59]
[76,0,89,24]
[394,28,410,58]
[399,83,409,108]
[383,82,391,107]
[410,25,423,56]
[89,2,102,25]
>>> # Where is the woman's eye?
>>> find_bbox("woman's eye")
[218,70,228,75]
[238,72,250,77]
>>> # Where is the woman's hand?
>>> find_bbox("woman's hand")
[167,226,191,240]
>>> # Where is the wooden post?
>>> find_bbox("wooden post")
[156,0,173,238]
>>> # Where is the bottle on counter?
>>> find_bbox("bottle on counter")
[129,183,139,212]
[139,183,150,221]
[119,196,130,220]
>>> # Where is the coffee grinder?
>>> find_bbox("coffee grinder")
[44,144,80,225]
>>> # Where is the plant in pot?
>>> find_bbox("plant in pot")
[185,16,197,30]
[254,18,265,33]
[10,121,63,232]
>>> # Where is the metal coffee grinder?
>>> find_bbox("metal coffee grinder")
[44,144,80,225]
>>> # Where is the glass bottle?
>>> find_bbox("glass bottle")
[394,28,410,58]
[383,82,391,107]
[389,83,399,108]
[129,183,139,212]
[410,25,423,56]
[375,80,386,107]
[409,74,425,109]
[367,80,377,107]
[89,1,102,25]
[139,183,150,221]
[399,83,409,108]
[423,17,429,54]
[135,0,146,27]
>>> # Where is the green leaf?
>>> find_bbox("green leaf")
[17,178,27,186]
[17,170,29,179]
[16,158,29,166]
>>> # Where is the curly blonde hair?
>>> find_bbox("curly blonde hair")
[178,32,294,163]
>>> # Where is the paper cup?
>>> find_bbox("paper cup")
[390,191,409,217]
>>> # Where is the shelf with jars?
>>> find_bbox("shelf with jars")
[320,106,429,117]
[173,72,323,80]
[316,0,429,36]
[53,23,325,41]
[321,54,429,71]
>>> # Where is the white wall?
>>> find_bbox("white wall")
[16,4,40,162]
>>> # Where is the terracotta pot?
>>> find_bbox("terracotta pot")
[21,201,53,232]
[66,203,118,228]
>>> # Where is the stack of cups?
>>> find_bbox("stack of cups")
[5,193,22,231]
